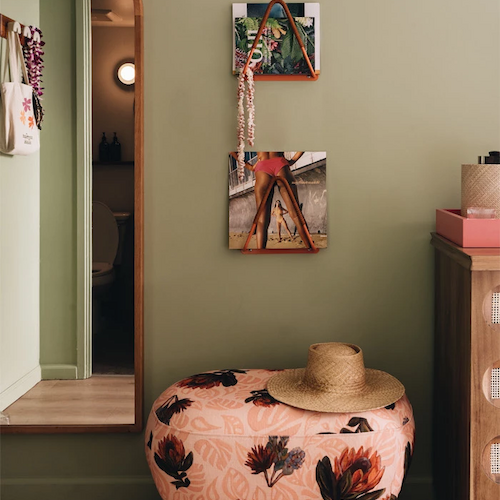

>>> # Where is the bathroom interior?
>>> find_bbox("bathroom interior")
[91,0,135,376]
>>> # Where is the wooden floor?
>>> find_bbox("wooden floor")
[0,376,135,426]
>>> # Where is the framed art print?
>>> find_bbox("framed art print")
[232,3,320,77]
[228,151,327,251]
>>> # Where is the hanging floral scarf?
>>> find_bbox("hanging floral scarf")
[236,67,255,181]
[22,26,45,130]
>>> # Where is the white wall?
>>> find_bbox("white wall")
[0,1,41,410]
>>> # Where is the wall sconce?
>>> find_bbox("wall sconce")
[117,62,135,86]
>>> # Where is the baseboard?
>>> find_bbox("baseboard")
[1,475,433,500]
[40,364,78,380]
[0,365,41,411]
[0,476,158,500]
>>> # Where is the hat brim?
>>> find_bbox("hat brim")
[267,368,405,413]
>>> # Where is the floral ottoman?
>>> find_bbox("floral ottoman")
[145,369,414,500]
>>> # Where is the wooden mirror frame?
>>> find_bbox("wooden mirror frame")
[1,0,144,434]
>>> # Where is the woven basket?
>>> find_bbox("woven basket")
[461,164,500,218]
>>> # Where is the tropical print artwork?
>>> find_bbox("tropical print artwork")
[146,369,415,500]
[234,17,315,75]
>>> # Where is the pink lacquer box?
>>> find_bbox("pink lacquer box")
[436,209,500,248]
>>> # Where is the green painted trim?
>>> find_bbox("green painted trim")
[40,364,78,380]
[75,0,92,380]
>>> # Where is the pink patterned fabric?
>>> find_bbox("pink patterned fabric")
[146,369,415,500]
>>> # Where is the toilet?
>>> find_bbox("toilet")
[92,201,119,294]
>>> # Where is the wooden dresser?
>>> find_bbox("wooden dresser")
[432,233,500,500]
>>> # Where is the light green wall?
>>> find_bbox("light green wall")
[2,0,500,499]
[0,0,41,405]
[39,0,77,375]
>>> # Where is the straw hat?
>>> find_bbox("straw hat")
[267,343,405,413]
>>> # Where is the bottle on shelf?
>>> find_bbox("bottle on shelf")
[109,132,122,162]
[99,132,109,162]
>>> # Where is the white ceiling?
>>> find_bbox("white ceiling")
[91,0,135,27]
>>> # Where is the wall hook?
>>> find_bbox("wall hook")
[22,25,32,39]
[7,21,21,34]
[0,14,40,42]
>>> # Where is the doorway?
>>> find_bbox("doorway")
[91,0,136,376]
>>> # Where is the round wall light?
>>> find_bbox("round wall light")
[117,63,135,85]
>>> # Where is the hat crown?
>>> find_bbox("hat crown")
[303,343,367,395]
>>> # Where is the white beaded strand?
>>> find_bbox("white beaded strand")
[236,67,255,181]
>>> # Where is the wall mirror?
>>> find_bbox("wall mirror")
[0,0,144,434]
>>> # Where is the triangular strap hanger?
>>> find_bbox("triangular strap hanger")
[241,0,318,81]
[242,175,319,254]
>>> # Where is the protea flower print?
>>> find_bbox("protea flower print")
[245,436,305,488]
[155,395,193,425]
[316,447,386,500]
[20,110,26,125]
[28,116,34,129]
[22,98,31,112]
[154,434,193,490]
[177,369,247,389]
[245,444,276,475]
[245,389,280,407]
[340,417,374,434]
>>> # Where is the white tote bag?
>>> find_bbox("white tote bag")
[0,26,40,155]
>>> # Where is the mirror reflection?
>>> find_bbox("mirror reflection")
[0,0,140,429]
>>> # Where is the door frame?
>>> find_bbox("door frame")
[75,0,92,381]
